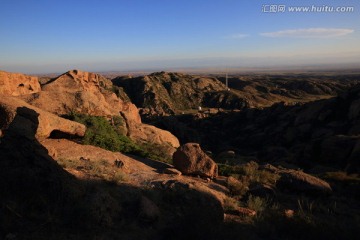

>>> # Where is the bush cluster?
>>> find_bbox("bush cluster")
[64,112,171,162]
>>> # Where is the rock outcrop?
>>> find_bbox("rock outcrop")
[0,70,41,96]
[23,69,129,116]
[0,96,85,139]
[173,143,218,178]
[21,70,180,154]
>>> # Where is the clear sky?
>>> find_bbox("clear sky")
[0,0,359,73]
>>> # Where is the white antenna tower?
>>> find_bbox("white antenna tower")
[225,72,230,91]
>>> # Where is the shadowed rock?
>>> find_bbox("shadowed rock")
[277,169,332,195]
[0,96,85,139]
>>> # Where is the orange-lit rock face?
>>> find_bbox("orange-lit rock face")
[30,70,134,117]
[0,71,41,96]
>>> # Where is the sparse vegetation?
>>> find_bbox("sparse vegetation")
[111,170,129,184]
[57,158,79,169]
[219,161,280,198]
[249,195,360,240]
[215,160,359,239]
[57,157,128,183]
[227,177,249,196]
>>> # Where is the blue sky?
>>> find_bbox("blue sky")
[0,0,359,73]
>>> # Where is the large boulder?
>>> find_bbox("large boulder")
[0,70,41,96]
[0,96,85,139]
[277,169,332,195]
[173,143,218,178]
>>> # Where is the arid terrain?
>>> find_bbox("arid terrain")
[1,69,359,240]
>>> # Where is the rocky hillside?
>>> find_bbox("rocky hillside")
[0,69,359,239]
[0,96,227,239]
[112,72,360,118]
[151,83,360,173]
[112,72,249,116]
[1,95,358,239]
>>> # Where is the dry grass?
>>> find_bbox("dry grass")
[223,197,240,212]
[56,158,128,183]
[246,195,268,214]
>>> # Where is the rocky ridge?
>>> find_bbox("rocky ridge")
[113,71,249,116]
[113,72,360,118]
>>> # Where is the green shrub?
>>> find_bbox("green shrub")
[63,112,171,162]
[136,142,173,163]
[64,113,140,153]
